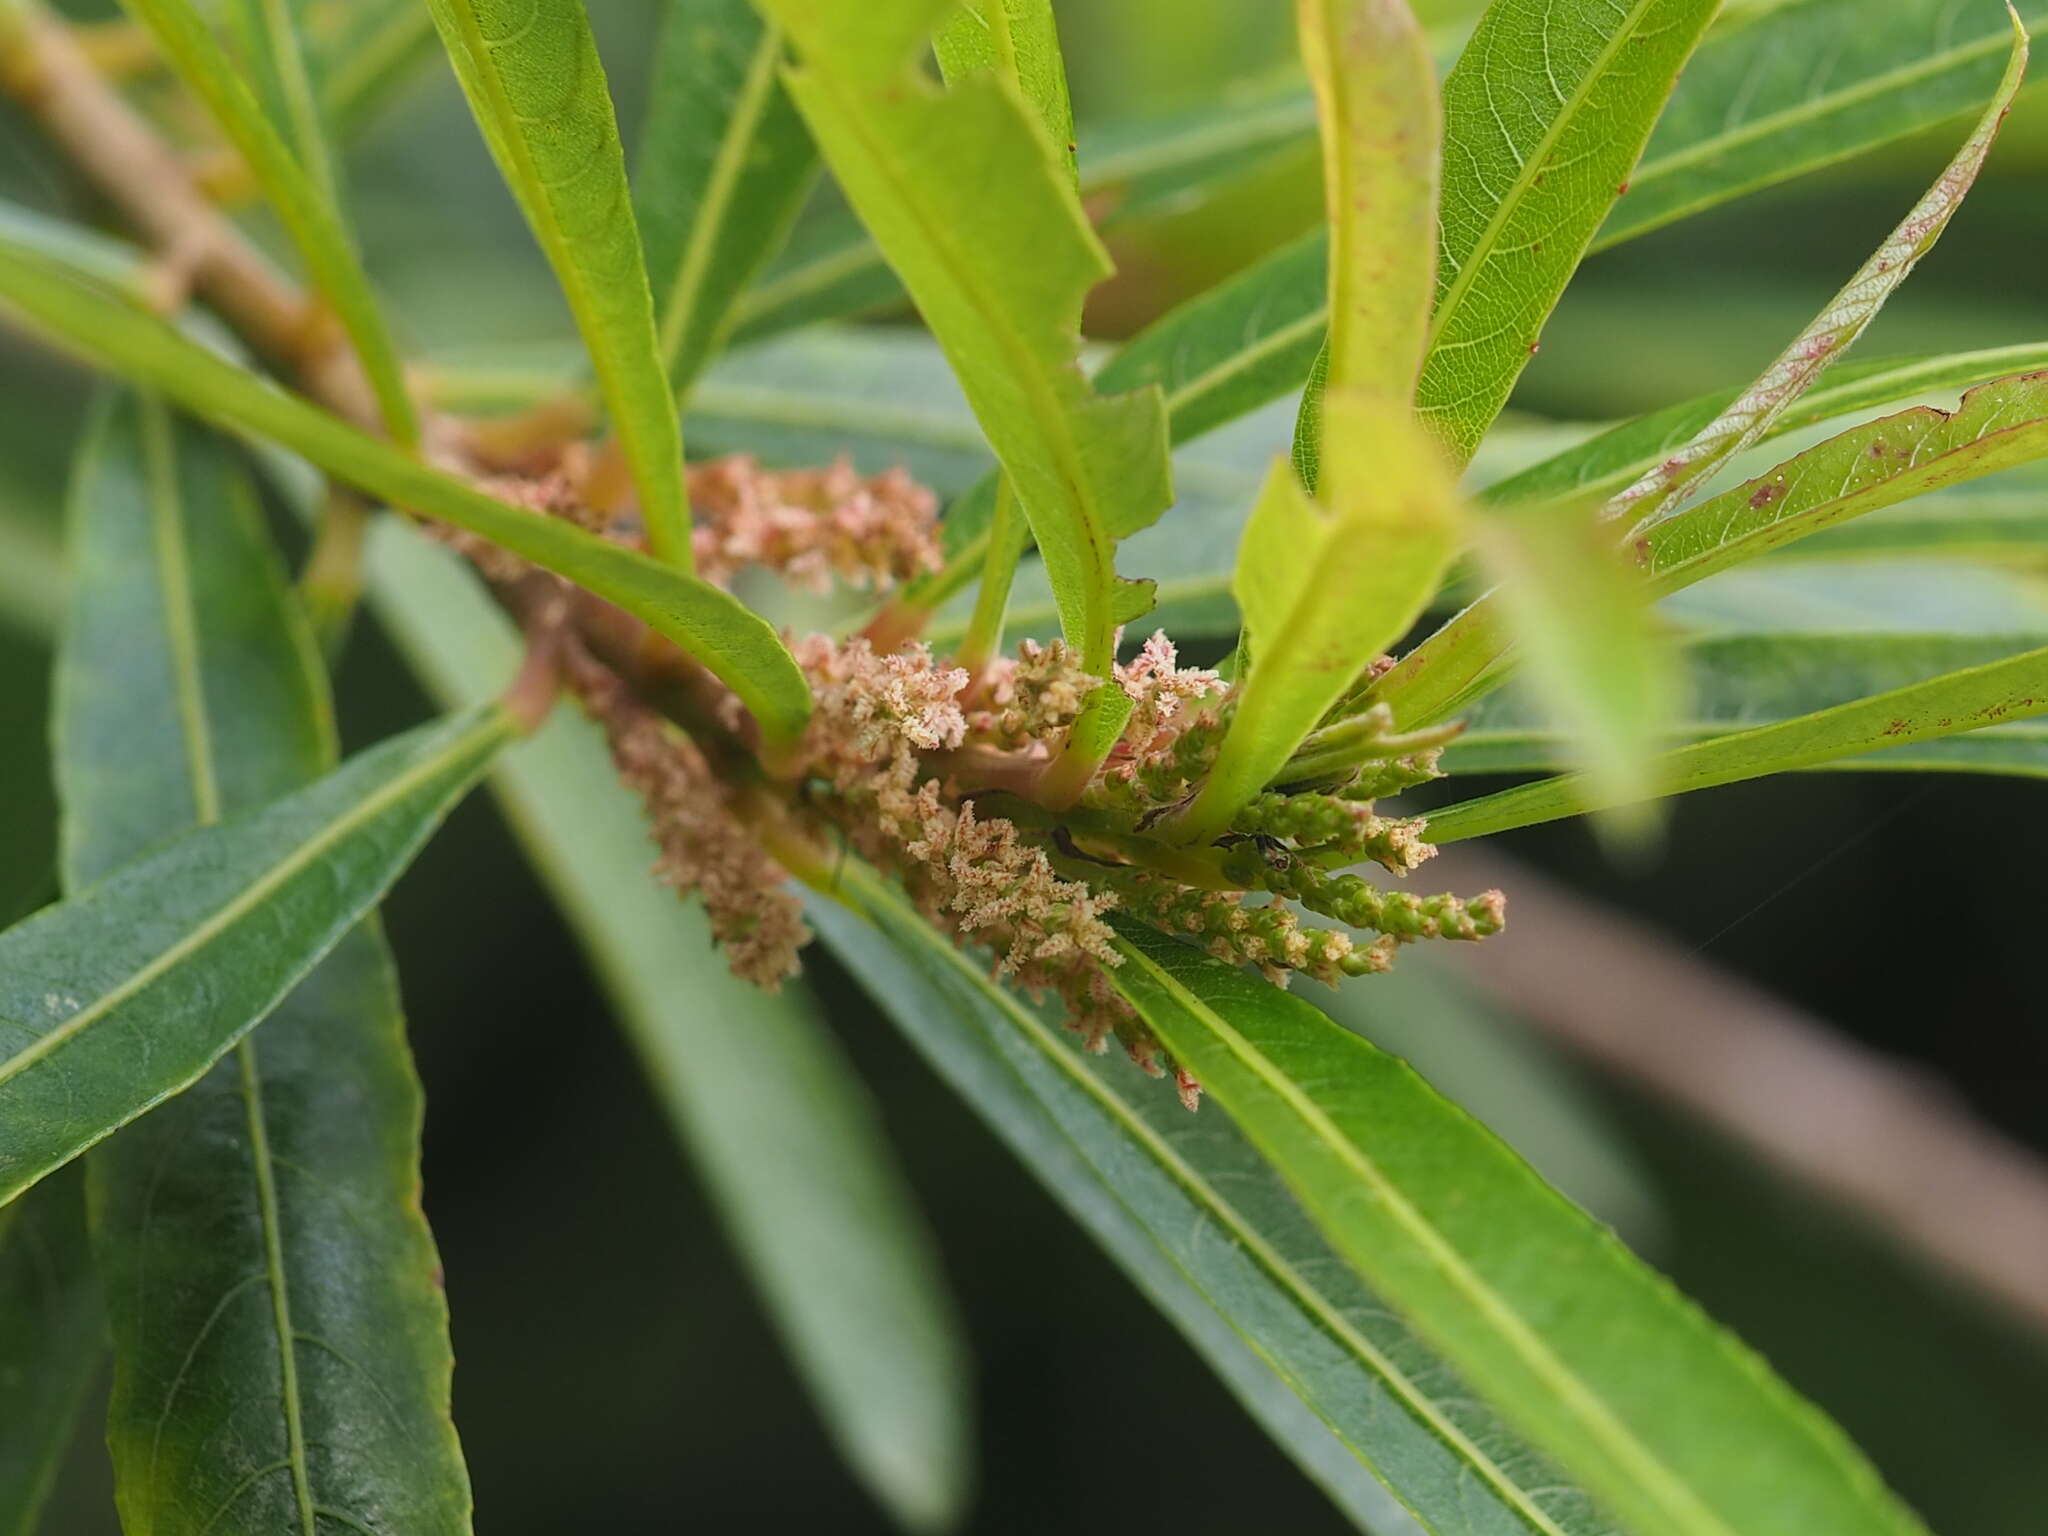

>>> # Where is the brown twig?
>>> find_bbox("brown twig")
[0,0,376,424]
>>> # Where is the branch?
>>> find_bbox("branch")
[0,0,376,424]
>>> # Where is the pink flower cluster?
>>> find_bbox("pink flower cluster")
[689,455,942,594]
[573,656,810,990]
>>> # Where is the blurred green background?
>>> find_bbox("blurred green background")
[3,1,2046,1530]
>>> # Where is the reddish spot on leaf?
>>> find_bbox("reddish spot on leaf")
[1883,718,1911,736]
[1528,340,1541,356]
[1630,537,1652,566]
[1869,441,1889,458]
[1616,180,1630,195]
[1747,482,1783,509]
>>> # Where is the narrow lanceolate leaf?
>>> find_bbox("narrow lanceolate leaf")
[363,521,973,1535]
[934,0,1076,183]
[1419,0,1719,465]
[914,230,1325,604]
[56,394,471,1532]
[928,0,2047,490]
[1176,397,1460,843]
[761,0,1172,678]
[1608,18,2029,530]
[1383,368,2048,730]
[1108,923,1929,1536]
[219,0,339,208]
[423,0,693,566]
[1446,622,2048,778]
[1289,0,1438,490]
[0,244,813,747]
[118,0,416,444]
[1470,498,1676,832]
[809,861,1614,1536]
[931,0,1079,648]
[0,705,509,1208]
[1430,638,2048,840]
[1636,372,2048,596]
[1481,343,2048,512]
[637,0,818,402]
[1600,0,2048,249]
[731,79,1319,345]
[0,1170,101,1535]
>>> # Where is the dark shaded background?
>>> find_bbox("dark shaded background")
[4,2,2046,1531]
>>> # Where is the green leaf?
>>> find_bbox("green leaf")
[931,0,1079,651]
[761,0,1171,676]
[0,704,509,1209]
[0,1170,101,1536]
[1300,1,1440,389]
[423,0,693,566]
[909,232,1323,609]
[319,0,442,138]
[1448,591,2048,777]
[1636,371,2048,596]
[808,858,1617,1536]
[1106,922,1927,1536]
[1756,485,2048,567]
[0,510,62,643]
[1288,0,1439,489]
[1598,0,2048,249]
[731,82,1320,346]
[1430,634,2048,839]
[119,0,417,444]
[219,0,340,208]
[638,0,819,402]
[934,0,1077,184]
[360,518,974,1535]
[1418,0,1720,465]
[1481,343,2048,513]
[1177,396,1460,842]
[54,392,471,1533]
[0,243,814,747]
[1607,21,2029,530]
[692,325,993,494]
[1378,24,2032,736]
[1469,496,1677,833]
[957,0,2047,489]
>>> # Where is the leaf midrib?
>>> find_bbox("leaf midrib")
[1431,641,2048,838]
[1624,26,2015,194]
[1652,436,2048,593]
[835,867,1576,1536]
[1490,343,2048,509]
[1115,939,1745,1536]
[441,0,681,549]
[797,63,1118,657]
[0,708,508,1092]
[147,393,317,1533]
[1426,0,1663,352]
[657,23,786,381]
[735,93,1320,333]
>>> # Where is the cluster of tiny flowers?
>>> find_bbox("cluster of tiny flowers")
[434,456,1503,1112]
[789,636,1135,1019]
[965,638,1094,746]
[571,655,810,990]
[689,455,942,593]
